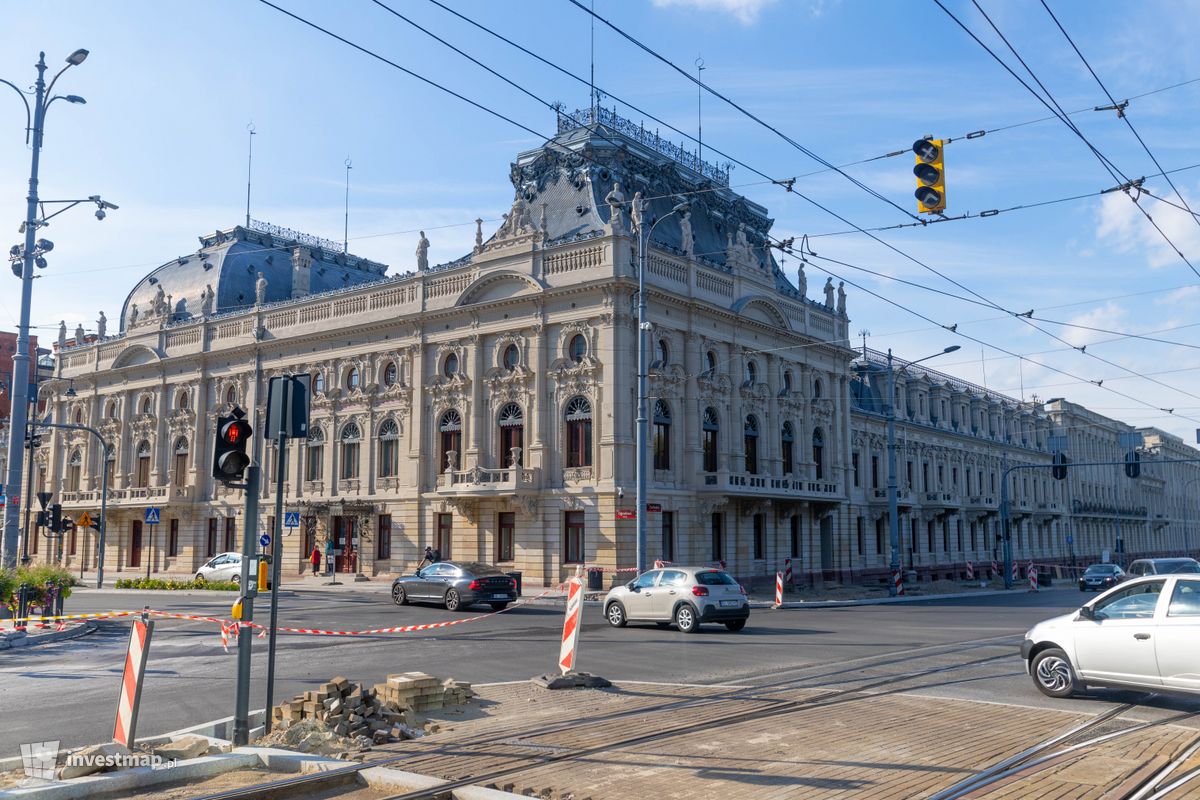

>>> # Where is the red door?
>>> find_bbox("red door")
[333,517,358,572]
[129,521,143,568]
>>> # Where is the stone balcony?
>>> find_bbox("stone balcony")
[700,470,841,502]
[870,487,915,506]
[922,491,957,509]
[60,484,191,507]
[436,465,541,497]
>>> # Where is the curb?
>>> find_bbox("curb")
[72,588,298,599]
[0,621,97,651]
[753,585,1075,609]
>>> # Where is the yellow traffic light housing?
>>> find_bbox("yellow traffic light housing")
[913,138,946,214]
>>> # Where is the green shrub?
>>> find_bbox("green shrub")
[114,577,238,591]
[0,568,17,607]
[14,564,76,605]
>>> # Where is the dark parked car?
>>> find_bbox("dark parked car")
[391,561,518,611]
[1078,563,1125,592]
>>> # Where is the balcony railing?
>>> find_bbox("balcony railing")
[702,470,840,500]
[437,466,541,494]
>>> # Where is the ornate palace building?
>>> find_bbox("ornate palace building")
[25,108,1200,586]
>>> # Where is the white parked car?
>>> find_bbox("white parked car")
[195,552,243,583]
[1022,574,1200,698]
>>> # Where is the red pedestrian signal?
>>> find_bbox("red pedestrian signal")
[212,411,252,482]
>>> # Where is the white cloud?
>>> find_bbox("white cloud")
[1095,186,1200,269]
[651,0,778,25]
[1060,301,1128,349]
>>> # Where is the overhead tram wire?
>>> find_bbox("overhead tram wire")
[933,0,1200,280]
[1040,0,1200,238]
[259,0,1200,411]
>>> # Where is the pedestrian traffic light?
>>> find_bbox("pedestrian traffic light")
[212,411,252,482]
[1052,451,1069,480]
[913,137,946,214]
[48,503,62,533]
[1124,450,1141,479]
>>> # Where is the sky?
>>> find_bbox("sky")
[2,0,1200,443]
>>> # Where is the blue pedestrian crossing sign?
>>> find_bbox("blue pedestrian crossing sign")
[283,512,300,529]
[144,507,161,525]
[259,533,271,548]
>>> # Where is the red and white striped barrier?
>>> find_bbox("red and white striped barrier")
[965,560,974,581]
[558,576,584,675]
[892,569,905,596]
[1011,561,1019,584]
[113,617,153,747]
[991,560,999,580]
[1028,562,1038,592]
[784,558,793,586]
[773,572,783,608]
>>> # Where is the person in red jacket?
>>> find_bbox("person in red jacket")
[309,545,321,576]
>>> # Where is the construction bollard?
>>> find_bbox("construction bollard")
[892,569,905,596]
[773,572,783,608]
[558,576,583,675]
[1028,564,1039,592]
[991,560,999,580]
[113,614,154,747]
[965,560,974,581]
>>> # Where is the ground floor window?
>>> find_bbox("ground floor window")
[301,517,317,570]
[168,519,179,557]
[207,518,217,557]
[436,514,453,560]
[129,521,142,567]
[497,512,515,562]
[377,515,391,560]
[790,516,800,558]
[856,516,865,556]
[711,513,724,562]
[661,511,674,562]
[876,517,886,557]
[225,518,237,552]
[68,524,77,556]
[753,514,765,560]
[564,511,585,564]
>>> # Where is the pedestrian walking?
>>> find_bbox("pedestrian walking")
[309,545,321,576]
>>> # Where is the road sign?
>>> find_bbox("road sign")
[283,512,300,529]
[646,503,662,513]
[77,511,93,528]
[615,508,635,520]
[36,491,51,510]
[144,507,161,525]
[259,533,271,548]
[0,495,6,508]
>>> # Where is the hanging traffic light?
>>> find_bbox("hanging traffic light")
[1052,451,1069,480]
[212,410,252,482]
[48,503,62,533]
[1124,450,1141,479]
[913,137,946,214]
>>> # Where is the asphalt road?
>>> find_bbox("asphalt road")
[2,584,1197,759]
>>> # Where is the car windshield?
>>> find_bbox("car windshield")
[1157,560,1200,574]
[695,571,738,586]
[1084,565,1119,575]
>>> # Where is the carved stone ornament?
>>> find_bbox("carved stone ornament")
[741,499,772,518]
[441,497,477,523]
[697,371,732,401]
[698,495,730,516]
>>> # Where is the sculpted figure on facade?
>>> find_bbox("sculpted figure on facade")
[97,311,107,339]
[630,191,644,233]
[837,281,847,316]
[255,272,268,305]
[473,218,483,254]
[823,277,835,308]
[797,262,807,298]
[679,210,694,257]
[74,323,85,343]
[736,223,753,265]
[129,303,139,327]
[200,284,214,317]
[416,231,430,271]
[57,321,67,349]
[604,181,625,231]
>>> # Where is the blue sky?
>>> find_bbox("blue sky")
[3,0,1200,443]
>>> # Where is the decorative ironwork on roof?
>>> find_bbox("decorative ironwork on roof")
[557,105,731,187]
[249,219,344,254]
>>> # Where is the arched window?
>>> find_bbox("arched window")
[813,378,823,400]
[503,344,520,371]
[745,360,757,386]
[706,350,718,375]
[378,419,400,478]
[702,407,719,472]
[135,439,152,488]
[107,400,118,420]
[173,436,189,488]
[176,390,188,411]
[346,366,360,390]
[72,407,82,425]
[225,386,236,405]
[383,361,399,387]
[744,415,759,475]
[443,352,459,377]
[313,372,325,395]
[140,395,152,415]
[813,428,825,481]
[655,339,670,367]
[306,428,325,481]
[439,410,463,472]
[782,422,795,476]
[340,422,361,480]
[569,334,587,364]
[653,400,671,470]
[498,403,524,466]
[564,396,592,468]
[68,449,82,493]
[782,370,793,393]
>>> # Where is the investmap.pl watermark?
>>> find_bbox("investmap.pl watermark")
[20,741,177,779]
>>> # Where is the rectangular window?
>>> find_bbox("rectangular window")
[168,518,179,557]
[653,422,670,470]
[306,445,323,481]
[745,435,758,475]
[379,439,397,478]
[174,452,188,487]
[68,523,77,556]
[927,521,934,555]
[711,513,724,562]
[852,453,860,487]
[207,518,217,557]
[703,429,718,472]
[661,511,674,562]
[876,517,885,555]
[782,437,794,476]
[136,456,150,489]
[790,515,800,558]
[922,463,929,491]
[564,511,585,564]
[856,516,865,555]
[871,455,879,488]
[566,420,592,468]
[436,513,453,560]
[753,514,766,560]
[937,465,944,486]
[341,443,359,480]
[952,467,958,489]
[376,514,392,560]
[497,512,515,562]
[906,461,913,487]
[224,518,236,552]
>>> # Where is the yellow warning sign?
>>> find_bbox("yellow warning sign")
[77,511,93,528]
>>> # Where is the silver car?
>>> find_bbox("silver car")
[604,567,749,633]
[195,552,243,583]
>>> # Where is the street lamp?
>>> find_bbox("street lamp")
[634,196,690,574]
[885,345,960,595]
[0,49,116,569]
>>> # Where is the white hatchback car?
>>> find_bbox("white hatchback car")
[1022,574,1200,698]
[195,552,243,583]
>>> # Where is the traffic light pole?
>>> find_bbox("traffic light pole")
[263,431,287,735]
[34,421,109,586]
[233,465,260,747]
[21,420,36,562]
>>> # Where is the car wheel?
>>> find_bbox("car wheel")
[1031,647,1078,698]
[392,585,408,606]
[725,620,747,632]
[194,574,205,582]
[606,602,627,628]
[230,574,240,585]
[444,589,462,611]
[675,604,698,634]
[490,602,508,611]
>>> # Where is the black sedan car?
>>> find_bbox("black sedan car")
[1078,562,1126,592]
[391,561,518,611]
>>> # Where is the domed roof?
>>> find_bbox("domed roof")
[120,222,388,332]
